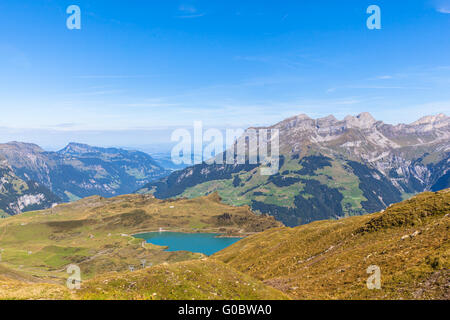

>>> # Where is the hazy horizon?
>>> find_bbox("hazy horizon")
[0,110,447,151]
[1,0,449,148]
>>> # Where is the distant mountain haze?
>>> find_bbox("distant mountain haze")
[1,112,448,220]
[0,142,170,215]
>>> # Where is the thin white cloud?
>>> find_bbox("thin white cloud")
[50,123,79,128]
[74,75,153,79]
[437,7,450,13]
[67,90,124,97]
[348,85,429,90]
[373,75,393,80]
[176,4,205,18]
[434,0,450,13]
[178,5,197,13]
[328,84,430,92]
[176,13,205,19]
[114,102,178,108]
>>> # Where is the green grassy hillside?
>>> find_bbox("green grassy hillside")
[0,193,281,285]
[77,259,288,300]
[140,155,398,227]
[214,189,450,299]
[1,190,447,300]
[0,265,73,300]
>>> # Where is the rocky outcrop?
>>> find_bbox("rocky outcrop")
[270,112,449,194]
[0,161,60,216]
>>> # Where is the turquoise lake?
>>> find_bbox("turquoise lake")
[135,232,243,256]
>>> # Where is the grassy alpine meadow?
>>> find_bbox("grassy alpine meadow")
[0,192,282,299]
[214,189,450,300]
[0,189,448,300]
[76,259,289,300]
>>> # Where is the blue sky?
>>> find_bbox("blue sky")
[0,0,449,149]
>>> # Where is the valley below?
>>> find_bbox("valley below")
[0,192,285,299]
[0,189,448,300]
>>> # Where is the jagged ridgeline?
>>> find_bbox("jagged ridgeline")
[0,142,170,215]
[139,113,450,227]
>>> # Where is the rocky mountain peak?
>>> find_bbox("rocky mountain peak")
[296,114,312,121]
[276,112,380,132]
[0,142,45,154]
[59,142,97,155]
[344,112,377,129]
[316,115,338,126]
[274,113,313,130]
[411,113,448,126]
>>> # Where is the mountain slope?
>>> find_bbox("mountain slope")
[214,189,450,300]
[0,159,60,216]
[77,259,288,300]
[140,113,449,226]
[0,258,288,300]
[0,190,447,300]
[0,264,73,300]
[0,185,284,300]
[0,192,282,299]
[0,192,281,283]
[0,142,170,202]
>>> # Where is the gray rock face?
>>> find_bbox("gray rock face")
[0,160,60,216]
[272,112,449,194]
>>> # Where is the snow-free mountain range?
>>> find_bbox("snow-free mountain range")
[1,113,449,226]
[140,112,449,226]
[0,142,169,216]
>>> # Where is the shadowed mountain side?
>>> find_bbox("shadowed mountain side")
[0,160,60,216]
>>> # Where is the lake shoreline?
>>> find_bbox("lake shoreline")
[133,231,244,256]
[132,229,245,239]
